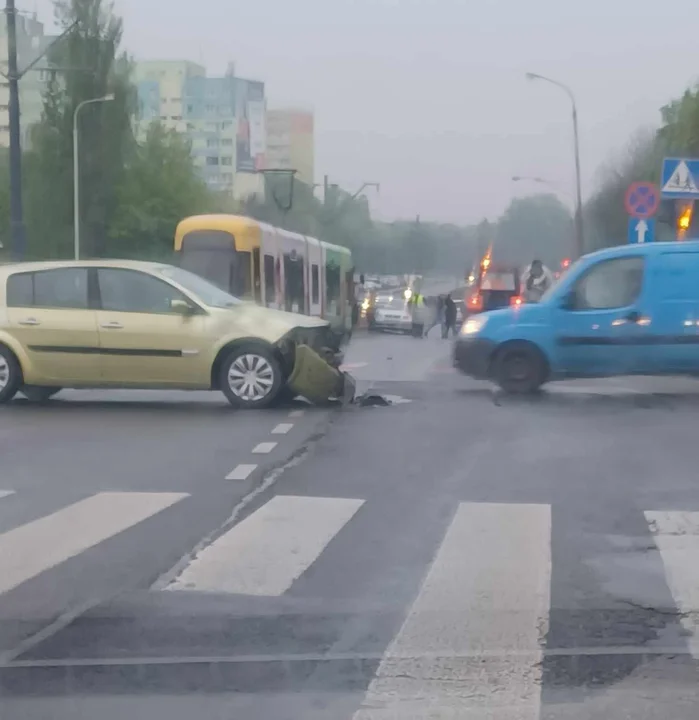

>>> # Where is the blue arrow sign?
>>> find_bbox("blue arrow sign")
[628,217,655,244]
[661,158,699,198]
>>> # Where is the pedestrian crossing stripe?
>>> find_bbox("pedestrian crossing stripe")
[2,491,699,713]
[165,495,364,595]
[0,491,188,596]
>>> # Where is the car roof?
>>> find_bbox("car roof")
[0,259,170,280]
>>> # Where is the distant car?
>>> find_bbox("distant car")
[369,299,413,333]
[0,260,344,408]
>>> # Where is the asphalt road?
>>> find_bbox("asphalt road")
[4,334,699,718]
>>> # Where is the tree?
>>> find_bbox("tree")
[584,129,664,249]
[108,123,211,260]
[495,194,573,267]
[25,0,134,259]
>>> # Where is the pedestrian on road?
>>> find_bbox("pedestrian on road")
[425,295,444,338]
[443,293,457,338]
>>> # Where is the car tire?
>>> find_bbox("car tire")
[219,345,283,409]
[21,386,61,403]
[493,342,546,394]
[0,345,21,405]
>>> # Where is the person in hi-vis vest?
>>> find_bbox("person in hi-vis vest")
[409,291,427,338]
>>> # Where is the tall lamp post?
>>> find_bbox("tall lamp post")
[73,94,114,260]
[525,72,584,258]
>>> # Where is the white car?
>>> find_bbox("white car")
[370,302,413,333]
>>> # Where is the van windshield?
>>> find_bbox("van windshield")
[540,259,581,302]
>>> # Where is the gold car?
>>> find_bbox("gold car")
[0,260,344,408]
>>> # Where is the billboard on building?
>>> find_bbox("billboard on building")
[235,79,266,172]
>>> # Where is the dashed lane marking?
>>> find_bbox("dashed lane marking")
[271,423,293,435]
[252,442,277,454]
[225,464,257,481]
[289,410,305,418]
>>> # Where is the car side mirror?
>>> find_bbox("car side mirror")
[171,298,196,315]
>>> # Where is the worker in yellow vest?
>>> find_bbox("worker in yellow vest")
[409,291,427,338]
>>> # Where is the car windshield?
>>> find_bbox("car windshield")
[159,266,243,308]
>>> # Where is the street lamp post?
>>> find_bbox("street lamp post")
[525,72,584,259]
[73,94,114,260]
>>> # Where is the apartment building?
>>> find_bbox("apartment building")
[134,61,266,199]
[265,109,314,187]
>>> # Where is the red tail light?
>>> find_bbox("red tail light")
[468,293,483,311]
[510,295,523,307]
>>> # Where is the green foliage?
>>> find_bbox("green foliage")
[26,0,133,259]
[108,123,210,260]
[0,0,209,261]
[584,129,665,249]
[496,194,573,267]
[585,82,699,249]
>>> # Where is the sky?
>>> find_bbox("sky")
[29,0,699,225]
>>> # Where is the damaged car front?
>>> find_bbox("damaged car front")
[156,265,353,409]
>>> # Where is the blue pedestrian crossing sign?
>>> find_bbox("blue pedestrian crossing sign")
[661,158,699,199]
[628,217,655,244]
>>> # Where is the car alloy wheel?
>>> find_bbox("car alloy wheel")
[0,355,8,391]
[0,346,21,404]
[227,353,276,402]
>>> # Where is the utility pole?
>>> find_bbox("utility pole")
[3,8,78,260]
[6,0,24,260]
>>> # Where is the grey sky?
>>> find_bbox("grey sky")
[31,0,698,224]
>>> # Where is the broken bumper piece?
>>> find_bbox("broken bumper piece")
[287,344,354,405]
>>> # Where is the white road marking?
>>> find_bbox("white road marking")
[271,423,293,435]
[252,442,277,454]
[288,409,305,418]
[0,492,188,596]
[166,495,364,595]
[645,510,699,654]
[340,362,369,371]
[353,502,552,719]
[0,491,15,500]
[225,464,257,481]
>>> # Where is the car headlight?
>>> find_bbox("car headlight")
[460,315,488,336]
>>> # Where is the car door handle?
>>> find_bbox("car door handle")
[624,311,641,323]
[18,318,40,326]
[100,322,123,329]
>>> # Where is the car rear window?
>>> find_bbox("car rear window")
[481,273,516,291]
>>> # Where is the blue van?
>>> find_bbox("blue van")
[453,241,699,392]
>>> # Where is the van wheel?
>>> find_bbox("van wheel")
[21,386,61,403]
[219,345,283,409]
[493,342,545,394]
[0,345,21,404]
